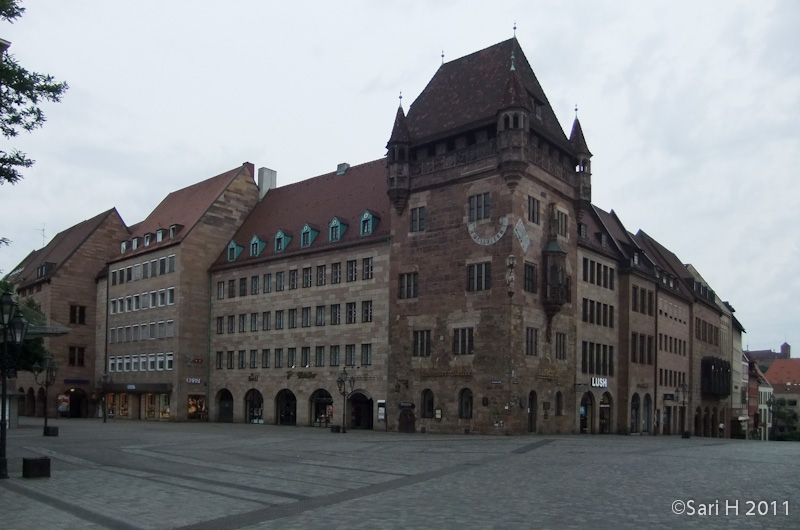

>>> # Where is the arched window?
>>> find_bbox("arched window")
[459,388,473,419]
[421,389,434,418]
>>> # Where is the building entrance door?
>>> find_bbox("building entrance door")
[528,391,537,433]
[398,409,416,433]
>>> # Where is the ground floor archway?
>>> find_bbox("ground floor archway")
[349,391,373,429]
[599,392,612,434]
[398,408,416,433]
[310,389,333,427]
[245,389,264,423]
[630,393,640,433]
[642,394,652,433]
[216,389,234,423]
[66,388,88,418]
[276,389,297,425]
[580,392,594,434]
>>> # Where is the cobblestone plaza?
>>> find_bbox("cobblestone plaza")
[1,418,797,529]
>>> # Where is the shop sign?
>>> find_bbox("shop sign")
[591,377,608,388]
[186,378,201,384]
[419,368,472,378]
[126,384,136,390]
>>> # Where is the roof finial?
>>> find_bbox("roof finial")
[513,21,517,37]
[399,91,403,109]
[510,50,516,71]
[441,50,445,65]
[574,104,579,119]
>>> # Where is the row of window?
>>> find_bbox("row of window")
[581,298,615,328]
[660,369,686,388]
[658,297,687,324]
[120,226,179,254]
[581,341,615,376]
[582,258,615,290]
[69,305,86,325]
[216,301,374,333]
[109,321,175,343]
[228,212,380,261]
[695,317,720,346]
[111,255,176,285]
[217,258,375,299]
[660,333,687,356]
[631,285,654,316]
[110,288,175,314]
[630,333,654,365]
[108,352,174,372]
[215,344,373,369]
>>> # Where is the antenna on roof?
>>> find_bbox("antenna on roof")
[37,223,45,247]
[441,50,444,65]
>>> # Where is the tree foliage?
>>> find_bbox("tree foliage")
[0,279,48,373]
[0,0,68,185]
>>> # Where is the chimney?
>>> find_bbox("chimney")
[257,167,277,202]
[336,163,350,175]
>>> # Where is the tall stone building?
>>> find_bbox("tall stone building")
[5,208,129,418]
[385,38,591,434]
[100,164,258,421]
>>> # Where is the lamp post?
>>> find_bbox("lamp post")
[336,367,355,433]
[675,383,689,438]
[32,354,58,437]
[1,291,28,479]
[98,373,112,423]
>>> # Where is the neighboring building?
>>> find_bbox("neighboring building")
[101,163,259,421]
[207,161,391,429]
[385,38,590,435]
[751,362,772,440]
[745,343,791,374]
[763,358,800,439]
[4,208,129,419]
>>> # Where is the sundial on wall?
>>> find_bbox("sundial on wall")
[468,216,509,246]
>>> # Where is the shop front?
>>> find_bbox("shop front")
[105,383,173,421]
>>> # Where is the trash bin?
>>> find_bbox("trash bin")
[22,457,50,478]
[682,431,691,439]
[330,425,341,433]
[44,426,59,437]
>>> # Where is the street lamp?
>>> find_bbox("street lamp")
[675,383,689,438]
[1,291,28,479]
[98,373,112,423]
[336,367,356,433]
[32,354,58,437]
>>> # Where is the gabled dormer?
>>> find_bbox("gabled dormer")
[275,229,292,252]
[169,224,183,239]
[300,224,319,248]
[329,217,348,242]
[249,235,266,257]
[227,240,243,262]
[143,233,153,247]
[360,210,380,236]
[120,240,129,254]
[131,236,141,250]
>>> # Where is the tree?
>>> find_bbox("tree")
[0,0,68,186]
[0,279,47,372]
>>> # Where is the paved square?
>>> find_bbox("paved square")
[1,417,797,529]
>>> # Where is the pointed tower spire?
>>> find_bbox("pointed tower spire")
[387,101,411,214]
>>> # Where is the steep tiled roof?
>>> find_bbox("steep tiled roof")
[579,205,625,260]
[405,38,572,152]
[764,359,800,388]
[387,105,410,145]
[569,117,591,157]
[4,208,123,289]
[211,159,390,269]
[114,163,255,262]
[632,230,694,301]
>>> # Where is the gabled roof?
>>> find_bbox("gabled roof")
[405,38,572,152]
[764,359,800,389]
[632,230,694,301]
[211,159,390,269]
[114,163,255,262]
[4,208,124,289]
[586,205,631,261]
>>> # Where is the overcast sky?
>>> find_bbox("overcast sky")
[0,1,797,352]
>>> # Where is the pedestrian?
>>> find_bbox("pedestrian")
[718,422,725,438]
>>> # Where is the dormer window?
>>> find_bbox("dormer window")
[250,235,265,257]
[156,230,164,243]
[121,241,128,253]
[360,211,379,236]
[300,224,319,248]
[169,225,177,239]
[144,234,151,247]
[274,230,291,253]
[227,240,243,262]
[329,217,348,242]
[633,252,639,265]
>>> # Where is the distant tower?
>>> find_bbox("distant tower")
[496,50,530,190]
[781,342,791,359]
[386,95,411,214]
[569,108,592,219]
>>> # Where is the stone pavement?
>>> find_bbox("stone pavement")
[1,417,798,529]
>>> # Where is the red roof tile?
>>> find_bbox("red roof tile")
[764,358,800,387]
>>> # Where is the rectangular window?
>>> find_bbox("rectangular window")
[216,351,223,369]
[469,192,491,221]
[330,304,341,325]
[276,271,285,291]
[345,302,357,324]
[250,312,258,332]
[467,262,491,292]
[157,321,166,338]
[316,305,325,326]
[239,314,246,333]
[275,310,284,329]
[168,255,175,273]
[609,346,614,376]
[239,278,247,297]
[316,265,326,286]
[288,308,297,328]
[288,348,296,368]
[157,353,165,370]
[315,346,325,367]
[263,273,272,293]
[166,320,174,337]
[346,260,357,282]
[555,332,567,360]
[159,258,166,276]
[251,275,259,295]
[227,315,235,333]
[150,260,157,278]
[301,307,311,327]
[69,346,76,366]
[631,333,638,363]
[331,262,342,284]
[302,267,312,288]
[453,327,474,355]
[345,345,355,366]
[228,279,236,298]
[289,269,298,289]
[632,286,639,312]
[217,281,225,299]
[413,330,431,357]
[262,349,270,368]
[411,206,425,232]
[361,344,372,365]
[557,211,568,237]
[250,349,258,369]
[330,345,340,366]
[647,336,653,365]
[362,300,373,322]
[274,348,283,368]
[167,288,175,305]
[301,347,310,367]
[238,350,246,369]
[523,263,537,293]
[527,196,540,224]
[262,311,271,331]
[525,327,539,356]
[362,257,374,280]
[399,272,418,299]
